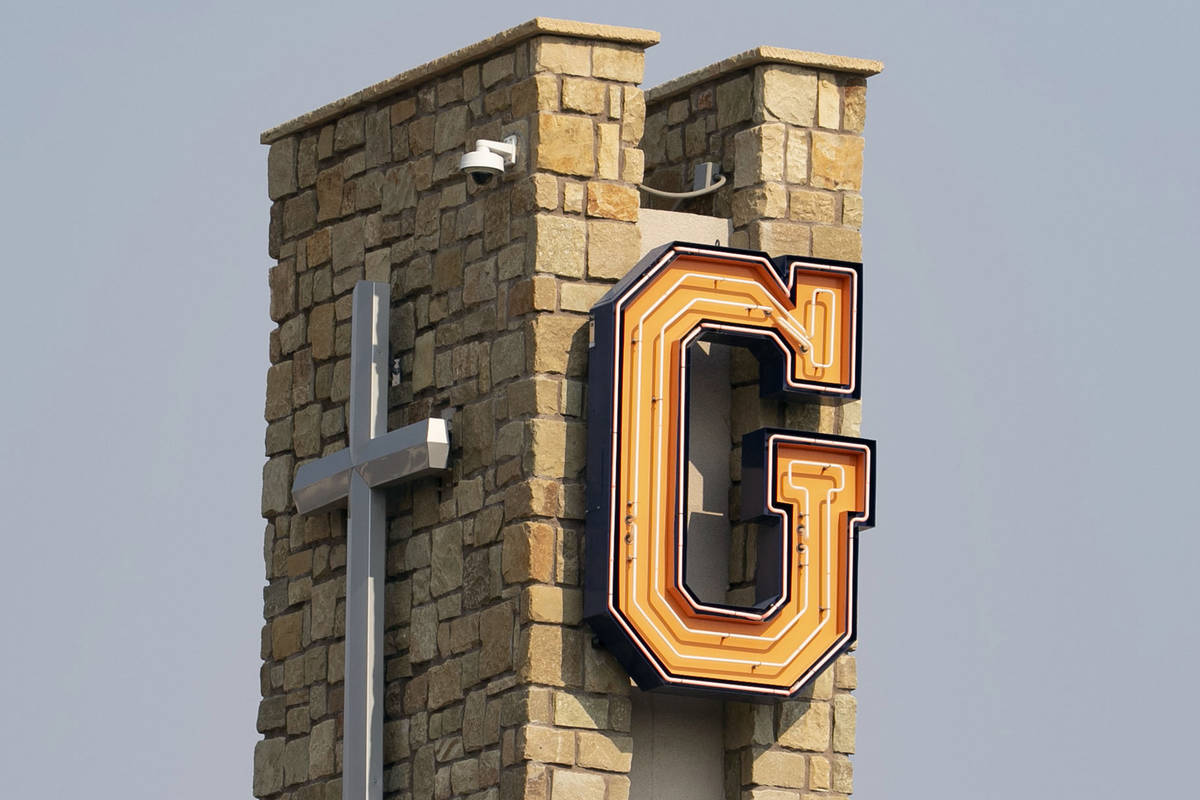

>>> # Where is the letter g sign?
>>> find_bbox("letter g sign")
[585,242,876,700]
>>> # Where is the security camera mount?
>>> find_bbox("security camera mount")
[459,135,518,182]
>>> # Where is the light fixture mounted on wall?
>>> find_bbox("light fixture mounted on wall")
[458,135,518,185]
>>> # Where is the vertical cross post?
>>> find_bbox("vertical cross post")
[291,281,451,800]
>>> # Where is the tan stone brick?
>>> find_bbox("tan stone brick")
[734,124,786,188]
[583,645,630,695]
[608,86,622,119]
[412,331,435,393]
[789,189,835,223]
[482,52,515,87]
[520,725,575,765]
[748,220,810,256]
[551,768,605,800]
[586,183,638,222]
[562,78,607,115]
[732,184,787,226]
[817,73,840,129]
[502,522,557,583]
[620,147,643,184]
[842,194,863,228]
[272,611,303,659]
[268,137,297,200]
[253,738,285,796]
[563,181,584,214]
[316,167,343,223]
[744,748,806,788]
[796,663,835,701]
[309,718,336,779]
[576,731,632,772]
[427,659,463,709]
[812,227,861,261]
[587,220,639,280]
[479,601,515,678]
[808,756,830,790]
[716,74,753,128]
[269,263,295,323]
[520,624,565,685]
[513,75,560,117]
[529,314,588,374]
[537,114,595,177]
[831,755,852,793]
[523,584,582,624]
[534,39,591,76]
[390,97,416,125]
[509,376,561,416]
[810,132,863,191]
[265,361,293,421]
[832,694,855,753]
[843,81,866,133]
[593,45,644,83]
[307,228,331,266]
[559,282,608,313]
[777,700,830,751]
[554,692,606,729]
[522,174,559,211]
[596,124,619,180]
[534,214,587,277]
[621,87,644,145]
[834,655,857,689]
[743,790,800,800]
[760,65,817,125]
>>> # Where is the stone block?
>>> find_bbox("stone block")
[310,577,338,640]
[253,738,285,796]
[411,603,438,663]
[583,644,630,695]
[586,183,638,221]
[533,39,591,76]
[734,124,786,188]
[716,74,753,128]
[513,75,560,117]
[491,330,525,384]
[811,227,861,261]
[586,220,639,280]
[333,111,365,151]
[534,214,587,277]
[261,455,293,516]
[759,66,817,125]
[576,731,632,772]
[316,167,344,223]
[479,601,515,679]
[264,362,293,421]
[592,45,644,83]
[562,78,607,115]
[521,725,575,765]
[563,182,584,214]
[519,624,569,686]
[744,748,806,788]
[777,700,830,751]
[789,189,835,223]
[283,735,309,785]
[834,655,856,689]
[309,718,337,778]
[412,331,435,393]
[809,132,863,191]
[842,194,863,228]
[620,147,643,184]
[817,73,840,129]
[558,282,608,313]
[832,694,855,753]
[536,114,595,177]
[596,124,619,180]
[283,192,317,238]
[434,106,469,154]
[529,314,588,375]
[427,659,463,709]
[831,755,853,793]
[843,80,866,133]
[621,87,644,145]
[807,756,830,790]
[502,522,556,583]
[747,220,810,256]
[482,52,514,87]
[551,769,605,800]
[268,137,297,200]
[554,692,606,729]
[732,184,787,226]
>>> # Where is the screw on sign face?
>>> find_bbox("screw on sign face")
[584,242,877,700]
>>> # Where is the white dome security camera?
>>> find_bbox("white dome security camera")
[459,135,518,185]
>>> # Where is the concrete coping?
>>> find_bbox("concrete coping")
[260,17,661,144]
[646,46,882,105]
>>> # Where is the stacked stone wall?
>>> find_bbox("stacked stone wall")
[257,21,878,800]
[256,20,657,800]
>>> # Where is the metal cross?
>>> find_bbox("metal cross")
[291,281,450,800]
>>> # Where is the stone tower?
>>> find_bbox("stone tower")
[255,17,880,800]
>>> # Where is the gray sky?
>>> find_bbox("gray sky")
[2,1,1196,797]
